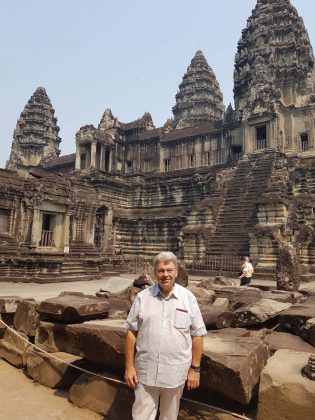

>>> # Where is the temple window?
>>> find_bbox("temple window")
[189,155,195,168]
[80,154,86,169]
[0,209,10,234]
[164,158,171,172]
[207,151,211,166]
[300,133,309,151]
[256,125,267,149]
[231,145,242,162]
[40,213,56,247]
[104,148,110,171]
[125,160,133,173]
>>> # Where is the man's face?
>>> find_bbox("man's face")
[155,260,178,295]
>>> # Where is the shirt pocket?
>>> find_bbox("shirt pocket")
[174,308,189,329]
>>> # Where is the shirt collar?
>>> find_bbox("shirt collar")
[151,283,179,299]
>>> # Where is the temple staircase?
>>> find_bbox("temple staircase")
[206,150,276,256]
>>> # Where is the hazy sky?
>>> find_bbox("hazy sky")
[1,0,315,168]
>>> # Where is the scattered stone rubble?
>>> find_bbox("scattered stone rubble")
[0,276,314,419]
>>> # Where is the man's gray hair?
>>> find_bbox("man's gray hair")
[153,251,178,271]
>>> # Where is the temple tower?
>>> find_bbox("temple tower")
[234,0,315,118]
[172,50,224,129]
[6,87,61,171]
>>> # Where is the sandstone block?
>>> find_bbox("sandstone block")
[0,296,21,313]
[200,306,234,329]
[175,264,189,287]
[188,285,216,303]
[212,297,229,309]
[302,317,315,346]
[26,348,87,389]
[232,299,292,327]
[35,319,126,371]
[14,299,40,336]
[201,334,269,404]
[69,373,133,419]
[257,349,315,420]
[279,296,315,336]
[37,291,110,323]
[263,331,315,354]
[0,328,30,367]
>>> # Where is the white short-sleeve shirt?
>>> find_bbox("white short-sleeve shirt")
[126,283,207,388]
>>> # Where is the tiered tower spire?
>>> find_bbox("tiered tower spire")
[172,50,224,129]
[6,87,61,171]
[234,0,315,118]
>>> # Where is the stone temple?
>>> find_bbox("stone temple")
[2,0,315,287]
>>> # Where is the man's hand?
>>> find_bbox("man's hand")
[124,366,139,389]
[186,368,200,390]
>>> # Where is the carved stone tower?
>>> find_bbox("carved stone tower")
[172,50,225,129]
[234,0,315,119]
[6,87,61,171]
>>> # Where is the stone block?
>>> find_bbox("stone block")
[257,349,315,420]
[0,296,21,313]
[232,299,292,327]
[263,331,315,354]
[302,317,315,346]
[179,399,246,419]
[188,285,216,304]
[200,306,234,329]
[35,319,126,371]
[37,291,110,323]
[14,299,40,336]
[69,372,133,419]
[212,297,229,309]
[26,348,87,389]
[0,328,30,367]
[201,334,269,404]
[279,296,315,336]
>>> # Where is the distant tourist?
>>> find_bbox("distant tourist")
[239,256,254,286]
[124,251,206,420]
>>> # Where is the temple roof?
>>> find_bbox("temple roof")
[172,50,224,130]
[234,0,315,116]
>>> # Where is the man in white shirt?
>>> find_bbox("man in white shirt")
[124,251,207,420]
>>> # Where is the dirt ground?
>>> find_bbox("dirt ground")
[0,359,101,420]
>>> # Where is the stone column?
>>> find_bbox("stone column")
[90,141,97,168]
[31,207,41,249]
[75,144,81,170]
[108,148,112,172]
[100,145,105,171]
[63,212,71,247]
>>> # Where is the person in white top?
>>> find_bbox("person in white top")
[124,251,207,420]
[239,256,254,286]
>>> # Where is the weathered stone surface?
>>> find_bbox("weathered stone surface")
[0,328,30,367]
[211,287,264,309]
[69,373,133,420]
[35,319,126,371]
[212,298,229,309]
[201,306,234,330]
[279,296,315,336]
[201,334,269,404]
[107,292,129,319]
[301,318,315,346]
[232,299,291,327]
[14,299,40,336]
[175,263,189,287]
[133,274,153,288]
[179,400,246,420]
[126,286,141,311]
[262,290,300,304]
[257,349,315,420]
[263,331,315,354]
[188,285,216,305]
[37,292,110,323]
[26,348,86,389]
[0,296,21,313]
[276,243,301,291]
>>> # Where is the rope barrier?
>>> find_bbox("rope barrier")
[0,318,250,420]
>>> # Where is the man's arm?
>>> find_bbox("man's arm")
[124,329,139,389]
[187,335,203,390]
